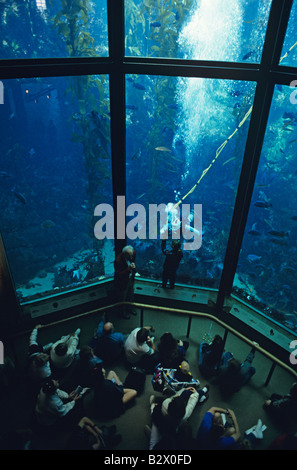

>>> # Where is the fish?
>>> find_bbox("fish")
[248,223,261,236]
[270,238,288,246]
[291,216,297,221]
[283,111,297,121]
[132,149,141,160]
[268,230,289,238]
[150,21,161,27]
[25,84,55,102]
[223,157,236,166]
[254,201,272,208]
[242,51,255,60]
[126,104,138,110]
[281,118,294,129]
[155,146,171,152]
[28,148,35,157]
[41,219,56,229]
[0,171,12,178]
[247,254,262,262]
[13,190,27,204]
[133,83,146,91]
[282,266,296,274]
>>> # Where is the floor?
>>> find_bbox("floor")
[1,303,296,451]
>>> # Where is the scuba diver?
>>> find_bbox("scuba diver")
[161,240,183,289]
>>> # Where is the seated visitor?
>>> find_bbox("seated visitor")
[29,352,51,382]
[50,328,81,369]
[198,334,224,378]
[195,406,241,450]
[157,332,188,369]
[35,378,83,427]
[268,432,297,450]
[263,382,297,426]
[93,367,137,419]
[93,316,125,364]
[77,346,103,388]
[66,416,121,450]
[236,419,267,449]
[214,344,257,396]
[28,324,53,381]
[175,360,201,390]
[148,387,201,449]
[124,325,158,372]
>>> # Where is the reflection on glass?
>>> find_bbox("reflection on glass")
[0,75,112,303]
[125,0,272,61]
[126,74,256,288]
[280,0,297,67]
[233,85,297,333]
[0,0,108,59]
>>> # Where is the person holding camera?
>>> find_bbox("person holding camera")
[114,245,137,319]
[195,406,241,450]
[34,378,84,427]
[124,326,158,373]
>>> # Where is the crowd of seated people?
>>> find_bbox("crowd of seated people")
[1,318,296,451]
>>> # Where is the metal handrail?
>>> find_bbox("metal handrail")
[7,301,297,383]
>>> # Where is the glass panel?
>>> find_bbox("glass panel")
[280,0,297,67]
[233,84,297,334]
[125,0,272,62]
[126,74,256,288]
[0,75,112,304]
[0,0,108,59]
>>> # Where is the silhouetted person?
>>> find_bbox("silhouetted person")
[114,245,137,319]
[161,240,183,289]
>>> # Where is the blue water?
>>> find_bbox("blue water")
[1,0,297,334]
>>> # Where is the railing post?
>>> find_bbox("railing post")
[265,361,276,386]
[187,315,192,338]
[222,329,228,349]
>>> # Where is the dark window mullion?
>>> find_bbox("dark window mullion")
[107,0,126,254]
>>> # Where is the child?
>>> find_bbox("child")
[175,360,195,383]
[175,360,209,404]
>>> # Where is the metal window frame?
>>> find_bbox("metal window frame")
[0,0,296,321]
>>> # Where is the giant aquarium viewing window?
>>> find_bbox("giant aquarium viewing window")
[0,0,297,341]
[125,0,272,61]
[280,0,297,67]
[125,73,256,287]
[0,74,113,303]
[0,0,108,59]
[233,83,297,333]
